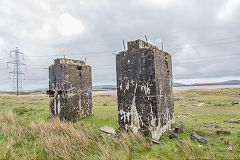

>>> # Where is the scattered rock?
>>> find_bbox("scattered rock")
[176,115,182,118]
[185,99,204,103]
[151,139,166,146]
[201,122,221,128]
[168,129,173,133]
[210,143,214,146]
[231,94,240,98]
[175,124,184,133]
[198,103,207,107]
[220,137,225,141]
[150,140,166,146]
[177,114,190,119]
[204,148,209,151]
[216,131,231,135]
[151,139,160,145]
[169,133,178,139]
[198,145,203,147]
[178,140,184,145]
[215,125,223,128]
[231,101,239,105]
[174,97,181,101]
[192,115,196,117]
[190,133,207,144]
[225,140,233,151]
[100,126,116,134]
[224,120,239,124]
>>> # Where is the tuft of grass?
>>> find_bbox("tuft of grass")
[12,107,33,115]
[0,112,149,159]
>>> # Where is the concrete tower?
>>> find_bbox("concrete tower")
[116,40,174,140]
[48,58,92,121]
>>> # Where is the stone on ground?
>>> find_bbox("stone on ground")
[225,140,233,151]
[175,124,184,133]
[197,103,207,107]
[169,133,178,139]
[224,120,239,124]
[100,126,116,134]
[216,130,231,135]
[190,133,207,144]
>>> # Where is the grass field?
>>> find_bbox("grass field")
[0,88,240,159]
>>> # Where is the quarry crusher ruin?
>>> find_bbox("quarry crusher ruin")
[116,39,175,141]
[48,58,93,121]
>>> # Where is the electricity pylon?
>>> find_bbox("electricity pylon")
[7,47,26,95]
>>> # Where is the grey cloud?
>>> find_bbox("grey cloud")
[0,0,240,90]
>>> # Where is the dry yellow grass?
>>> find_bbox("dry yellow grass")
[0,111,148,159]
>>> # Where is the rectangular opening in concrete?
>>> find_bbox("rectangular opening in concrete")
[57,91,63,94]
[46,90,54,95]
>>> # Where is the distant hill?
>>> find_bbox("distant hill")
[173,82,184,86]
[93,85,116,89]
[221,80,240,84]
[189,80,240,86]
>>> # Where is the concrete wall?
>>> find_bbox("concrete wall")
[116,39,174,141]
[48,58,92,121]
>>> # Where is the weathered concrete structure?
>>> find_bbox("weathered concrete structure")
[116,40,174,141]
[48,58,92,121]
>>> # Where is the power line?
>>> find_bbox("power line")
[12,69,240,81]
[168,39,240,50]
[15,52,240,71]
[22,51,240,65]
[7,47,26,95]
[1,35,240,90]
[172,52,240,61]
[25,50,118,58]
[165,35,240,47]
[20,35,240,59]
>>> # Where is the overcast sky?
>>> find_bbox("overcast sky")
[0,0,240,91]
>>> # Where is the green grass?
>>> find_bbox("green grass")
[174,82,240,87]
[81,104,118,130]
[0,88,240,159]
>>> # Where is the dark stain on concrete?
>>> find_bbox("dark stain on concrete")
[116,39,174,140]
[48,58,92,121]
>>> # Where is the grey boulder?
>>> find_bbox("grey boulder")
[190,133,207,144]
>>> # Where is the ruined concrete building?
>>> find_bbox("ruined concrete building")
[48,58,92,121]
[116,40,174,141]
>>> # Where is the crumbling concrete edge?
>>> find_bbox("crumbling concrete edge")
[151,116,175,141]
